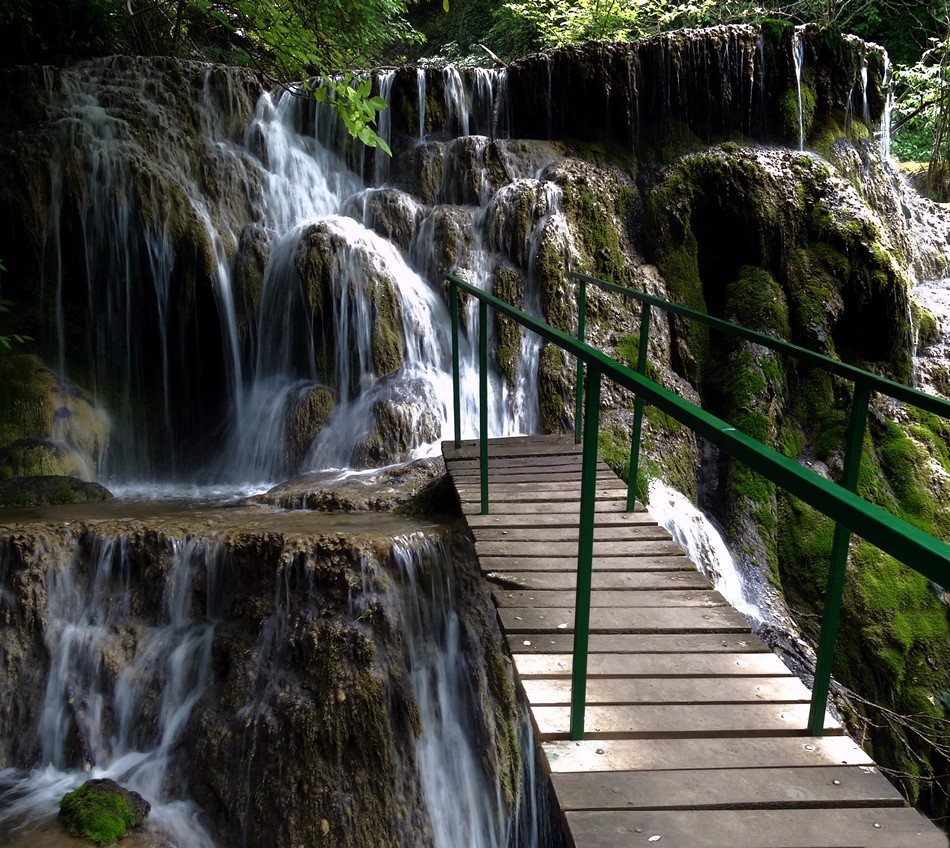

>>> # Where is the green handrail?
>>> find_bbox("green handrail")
[570,270,950,734]
[446,271,950,741]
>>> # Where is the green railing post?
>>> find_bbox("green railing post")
[574,276,588,444]
[626,304,651,512]
[451,281,461,449]
[807,381,871,735]
[570,365,602,740]
[479,299,490,515]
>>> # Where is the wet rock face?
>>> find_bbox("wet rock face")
[0,58,263,473]
[0,517,522,848]
[386,25,888,156]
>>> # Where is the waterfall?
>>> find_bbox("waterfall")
[0,527,553,848]
[879,52,893,158]
[418,68,427,139]
[385,537,520,848]
[792,27,806,151]
[1,532,225,847]
[647,479,766,624]
[374,70,396,185]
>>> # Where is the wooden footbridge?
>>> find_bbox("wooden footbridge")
[443,271,950,848]
[443,435,948,848]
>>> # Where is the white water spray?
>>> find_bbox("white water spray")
[647,479,766,624]
[792,28,806,151]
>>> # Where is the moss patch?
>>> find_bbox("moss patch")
[60,780,149,845]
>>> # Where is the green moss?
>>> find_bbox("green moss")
[598,419,648,504]
[492,266,525,387]
[483,635,520,810]
[563,138,637,179]
[0,355,59,447]
[563,181,626,283]
[911,299,940,348]
[780,79,816,143]
[60,783,139,845]
[615,334,657,379]
[759,18,793,46]
[724,266,790,339]
[538,343,568,434]
[371,280,404,379]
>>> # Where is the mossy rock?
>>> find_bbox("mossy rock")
[59,778,149,845]
[0,439,87,480]
[0,474,113,506]
[491,264,526,387]
[286,386,336,472]
[780,79,816,143]
[0,355,109,480]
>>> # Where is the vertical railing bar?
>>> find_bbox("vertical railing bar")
[574,276,588,444]
[451,281,461,449]
[479,299,490,515]
[570,365,602,741]
[807,380,871,735]
[626,304,652,512]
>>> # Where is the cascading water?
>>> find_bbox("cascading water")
[647,479,766,624]
[0,532,226,847]
[379,536,553,848]
[792,27,806,151]
[0,523,553,848]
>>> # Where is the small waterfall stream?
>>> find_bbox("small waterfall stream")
[647,480,767,624]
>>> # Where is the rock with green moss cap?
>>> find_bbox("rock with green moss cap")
[0,355,109,482]
[0,475,113,507]
[59,778,150,845]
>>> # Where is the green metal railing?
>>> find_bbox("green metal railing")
[446,270,950,741]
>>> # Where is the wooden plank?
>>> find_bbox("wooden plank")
[492,589,726,608]
[456,477,615,491]
[446,455,588,470]
[542,736,874,773]
[563,808,947,847]
[466,511,655,529]
[513,652,792,678]
[448,462,608,475]
[476,540,684,557]
[486,571,711,591]
[498,606,752,633]
[551,765,905,811]
[461,499,638,515]
[511,633,769,654]
[480,554,695,572]
[457,486,629,503]
[444,437,948,848]
[472,525,672,542]
[532,703,841,739]
[451,470,617,485]
[521,676,812,706]
[443,440,582,460]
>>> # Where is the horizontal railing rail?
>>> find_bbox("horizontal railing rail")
[571,271,950,735]
[446,270,950,741]
[571,271,950,416]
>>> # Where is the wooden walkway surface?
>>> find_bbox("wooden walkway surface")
[443,435,948,848]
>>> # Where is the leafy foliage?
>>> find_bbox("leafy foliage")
[893,22,950,166]
[487,0,722,52]
[0,0,418,150]
[0,261,31,351]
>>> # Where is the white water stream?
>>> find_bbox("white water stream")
[647,479,767,624]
